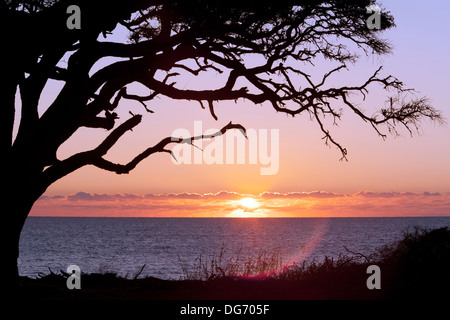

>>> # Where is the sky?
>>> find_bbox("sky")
[29,1,450,217]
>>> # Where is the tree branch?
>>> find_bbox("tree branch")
[41,115,142,186]
[91,121,246,174]
[41,117,246,188]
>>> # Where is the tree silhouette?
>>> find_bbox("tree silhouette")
[2,0,443,287]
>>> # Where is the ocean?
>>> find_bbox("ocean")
[18,217,450,279]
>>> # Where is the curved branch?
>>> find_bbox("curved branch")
[91,121,247,174]
[138,75,250,104]
[41,115,142,187]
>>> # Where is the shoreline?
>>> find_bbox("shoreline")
[16,227,450,301]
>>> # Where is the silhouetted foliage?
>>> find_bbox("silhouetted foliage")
[16,227,450,299]
[374,226,450,298]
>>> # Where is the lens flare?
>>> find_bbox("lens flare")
[234,218,330,280]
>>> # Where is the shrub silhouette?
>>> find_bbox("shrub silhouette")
[18,227,449,300]
[375,226,450,298]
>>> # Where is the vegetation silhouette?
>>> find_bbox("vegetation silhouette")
[2,0,444,289]
[17,227,450,299]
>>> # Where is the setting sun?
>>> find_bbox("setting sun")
[226,197,265,217]
[239,197,260,209]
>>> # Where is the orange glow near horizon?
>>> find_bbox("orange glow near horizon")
[228,197,266,218]
[30,191,450,218]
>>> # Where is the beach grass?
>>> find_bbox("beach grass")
[16,226,449,300]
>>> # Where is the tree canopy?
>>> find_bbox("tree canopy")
[4,0,447,195]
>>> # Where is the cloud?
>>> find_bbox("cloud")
[166,192,204,199]
[423,192,442,196]
[31,190,450,217]
[67,192,105,201]
[355,191,418,198]
[67,192,142,201]
[260,191,345,199]
[38,195,65,200]
[40,190,349,203]
[207,191,245,199]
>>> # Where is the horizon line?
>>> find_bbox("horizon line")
[28,215,450,218]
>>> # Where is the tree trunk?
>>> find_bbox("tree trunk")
[3,157,45,293]
[3,193,36,292]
